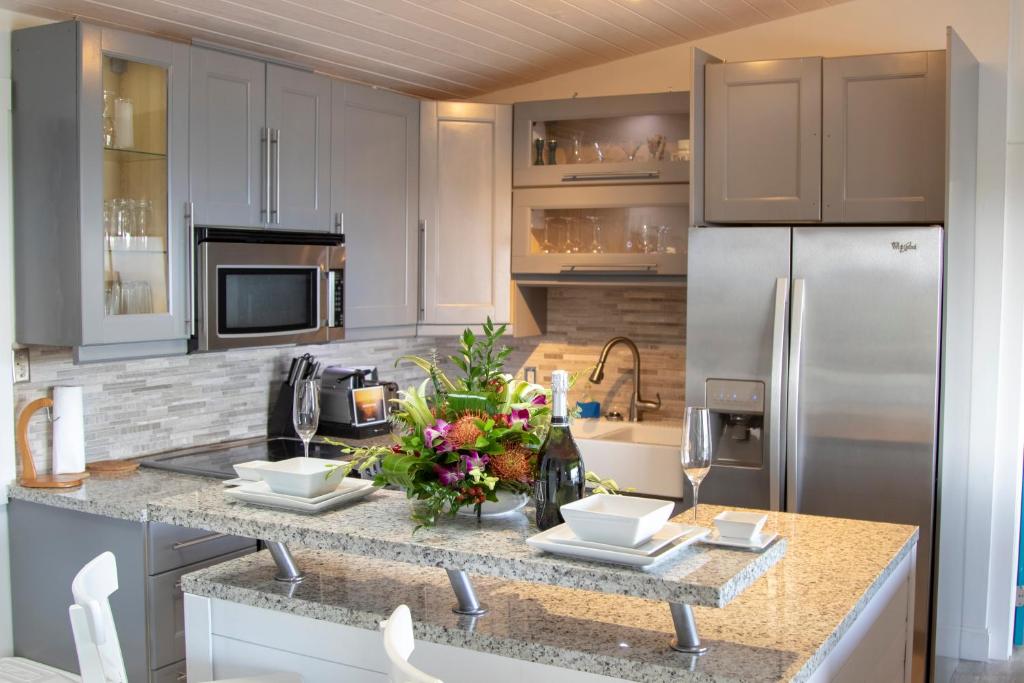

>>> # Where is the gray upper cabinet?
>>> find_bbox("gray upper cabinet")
[189,51,332,232]
[266,65,332,231]
[332,83,419,332]
[822,51,946,223]
[13,22,190,360]
[189,47,265,228]
[513,93,690,188]
[420,101,512,326]
[705,57,822,223]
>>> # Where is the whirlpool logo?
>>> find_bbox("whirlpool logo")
[891,241,918,253]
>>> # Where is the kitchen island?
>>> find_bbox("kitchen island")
[8,474,917,682]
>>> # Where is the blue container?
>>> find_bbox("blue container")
[577,401,601,418]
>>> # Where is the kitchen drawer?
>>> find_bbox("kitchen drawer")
[148,522,256,575]
[151,660,187,683]
[149,548,255,669]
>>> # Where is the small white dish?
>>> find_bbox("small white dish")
[559,494,674,547]
[702,531,779,551]
[225,478,374,513]
[259,457,346,498]
[554,522,692,556]
[713,511,768,541]
[232,460,273,481]
[527,523,708,568]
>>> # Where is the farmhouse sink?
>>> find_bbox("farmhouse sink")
[574,419,685,499]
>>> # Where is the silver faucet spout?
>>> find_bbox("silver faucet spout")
[588,336,662,422]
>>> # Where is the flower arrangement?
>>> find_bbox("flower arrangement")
[329,319,551,526]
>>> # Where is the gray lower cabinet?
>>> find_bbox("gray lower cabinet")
[9,500,256,683]
[704,57,823,223]
[822,51,946,223]
[189,49,333,232]
[332,82,419,333]
[13,22,190,359]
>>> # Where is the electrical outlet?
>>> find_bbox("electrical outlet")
[12,348,30,384]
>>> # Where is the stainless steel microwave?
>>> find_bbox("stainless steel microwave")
[192,228,344,352]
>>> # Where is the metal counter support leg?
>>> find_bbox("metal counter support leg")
[446,569,488,616]
[266,541,304,583]
[669,603,707,654]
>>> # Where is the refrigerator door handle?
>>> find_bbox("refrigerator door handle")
[768,277,789,511]
[786,278,806,512]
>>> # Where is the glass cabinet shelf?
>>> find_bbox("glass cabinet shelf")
[104,146,167,160]
[512,185,687,276]
[514,92,690,188]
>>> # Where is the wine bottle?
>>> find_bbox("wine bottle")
[536,370,585,530]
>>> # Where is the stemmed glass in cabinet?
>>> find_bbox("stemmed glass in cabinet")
[681,407,712,523]
[293,379,321,459]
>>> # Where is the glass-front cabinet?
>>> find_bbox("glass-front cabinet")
[513,92,689,188]
[13,22,189,360]
[512,185,688,276]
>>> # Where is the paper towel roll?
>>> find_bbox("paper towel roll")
[53,386,86,475]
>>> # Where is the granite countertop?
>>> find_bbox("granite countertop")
[6,433,394,522]
[182,506,919,683]
[7,468,217,522]
[147,486,785,607]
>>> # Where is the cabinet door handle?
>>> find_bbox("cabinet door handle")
[335,212,345,236]
[561,171,659,182]
[176,672,187,682]
[171,532,226,550]
[185,202,196,337]
[271,128,281,224]
[559,264,658,273]
[262,127,271,222]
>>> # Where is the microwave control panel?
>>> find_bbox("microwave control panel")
[328,268,344,328]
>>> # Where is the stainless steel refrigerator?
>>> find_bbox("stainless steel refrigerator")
[685,226,942,679]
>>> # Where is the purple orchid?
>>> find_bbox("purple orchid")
[423,419,454,452]
[508,408,531,429]
[531,394,547,405]
[434,463,465,487]
[463,451,490,472]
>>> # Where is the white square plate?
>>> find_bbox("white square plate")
[552,522,693,556]
[225,478,375,513]
[526,523,708,568]
[701,531,779,552]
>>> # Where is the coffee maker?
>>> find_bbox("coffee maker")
[318,366,397,439]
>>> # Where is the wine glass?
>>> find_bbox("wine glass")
[584,215,604,254]
[681,406,712,523]
[293,379,321,459]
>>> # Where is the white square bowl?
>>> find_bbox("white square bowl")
[559,494,674,548]
[713,511,768,541]
[232,460,273,481]
[259,457,347,498]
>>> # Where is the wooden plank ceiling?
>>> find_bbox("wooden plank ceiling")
[0,0,850,98]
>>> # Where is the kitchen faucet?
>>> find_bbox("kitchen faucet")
[588,337,662,422]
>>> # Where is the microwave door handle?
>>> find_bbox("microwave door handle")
[786,278,806,512]
[768,277,788,511]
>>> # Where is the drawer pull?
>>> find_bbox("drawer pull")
[561,170,659,182]
[171,532,226,551]
[176,672,187,681]
[560,264,658,273]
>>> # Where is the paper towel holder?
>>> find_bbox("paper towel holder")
[16,398,89,489]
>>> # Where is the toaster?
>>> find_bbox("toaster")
[318,366,397,439]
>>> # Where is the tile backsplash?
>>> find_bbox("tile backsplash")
[13,285,684,472]
[505,286,685,423]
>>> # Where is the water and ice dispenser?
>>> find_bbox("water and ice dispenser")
[705,379,765,468]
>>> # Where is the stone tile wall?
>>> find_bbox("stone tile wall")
[13,286,684,472]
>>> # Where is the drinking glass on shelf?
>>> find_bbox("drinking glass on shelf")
[584,215,604,254]
[657,225,671,254]
[134,199,152,238]
[681,406,712,524]
[638,224,656,254]
[104,280,121,316]
[102,90,116,147]
[541,216,561,254]
[593,141,605,163]
[626,140,642,161]
[563,216,581,253]
[124,199,138,238]
[293,379,321,459]
[111,199,128,238]
[571,133,584,163]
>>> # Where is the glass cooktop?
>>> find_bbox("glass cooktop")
[140,437,350,479]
